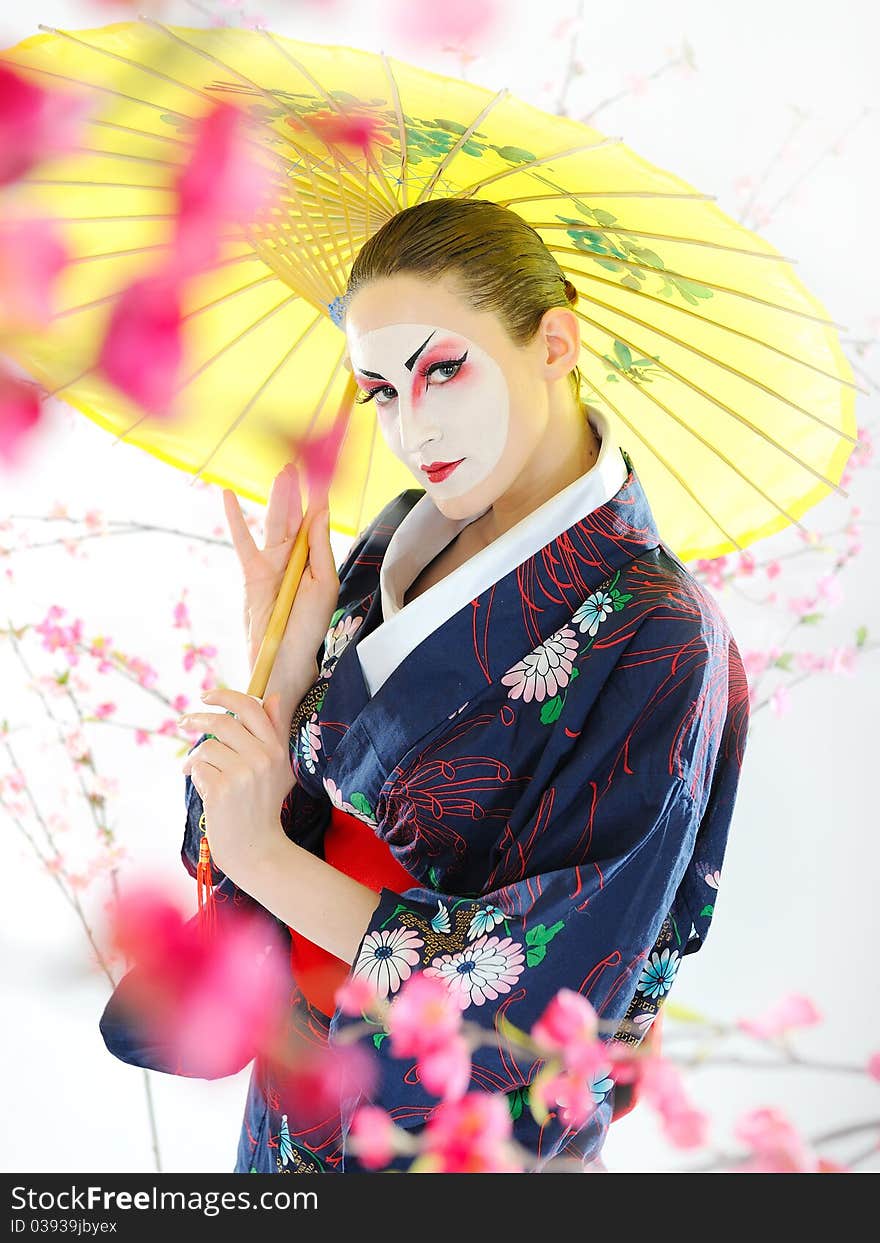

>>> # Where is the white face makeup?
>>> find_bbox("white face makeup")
[348,321,510,500]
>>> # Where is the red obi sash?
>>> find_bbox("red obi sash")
[286,803,420,1017]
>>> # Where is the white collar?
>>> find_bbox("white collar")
[381,405,626,622]
[356,406,629,698]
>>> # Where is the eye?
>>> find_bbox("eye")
[353,354,466,408]
[426,360,461,383]
[354,384,396,407]
[420,354,466,387]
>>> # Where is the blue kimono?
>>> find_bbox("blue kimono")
[99,421,750,1174]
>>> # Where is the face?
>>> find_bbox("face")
[344,273,554,521]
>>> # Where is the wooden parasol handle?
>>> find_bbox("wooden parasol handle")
[246,369,359,701]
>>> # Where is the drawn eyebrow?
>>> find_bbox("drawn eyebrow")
[354,330,437,382]
[405,331,436,372]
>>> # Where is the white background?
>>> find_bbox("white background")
[1,0,878,1174]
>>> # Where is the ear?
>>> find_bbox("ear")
[540,304,580,381]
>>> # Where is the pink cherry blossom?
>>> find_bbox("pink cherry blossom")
[827,646,856,676]
[421,1091,518,1173]
[274,1042,378,1131]
[540,1067,599,1130]
[815,574,843,607]
[334,973,382,1017]
[97,267,184,416]
[107,880,292,1079]
[769,685,791,717]
[0,64,92,185]
[765,559,782,579]
[661,1103,710,1149]
[736,993,822,1040]
[348,1105,397,1170]
[532,987,599,1055]
[733,1106,818,1173]
[174,101,277,277]
[742,650,770,675]
[418,1033,472,1101]
[385,0,502,49]
[0,217,68,331]
[387,971,465,1059]
[638,1055,689,1113]
[867,1052,880,1081]
[787,594,818,618]
[93,702,117,720]
[1,766,24,793]
[296,110,383,158]
[0,368,43,467]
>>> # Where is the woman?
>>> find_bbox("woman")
[100,198,750,1173]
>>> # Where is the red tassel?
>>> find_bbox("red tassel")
[196,809,217,937]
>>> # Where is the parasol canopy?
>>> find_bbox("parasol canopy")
[0,17,860,564]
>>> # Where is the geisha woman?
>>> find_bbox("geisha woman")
[100,197,750,1174]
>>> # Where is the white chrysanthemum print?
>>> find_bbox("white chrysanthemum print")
[466,903,506,940]
[320,613,363,675]
[572,588,615,637]
[297,713,321,775]
[351,926,425,999]
[423,934,526,1008]
[500,627,579,703]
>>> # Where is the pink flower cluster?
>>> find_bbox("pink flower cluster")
[387,973,472,1101]
[736,992,822,1039]
[733,1108,824,1173]
[106,879,291,1079]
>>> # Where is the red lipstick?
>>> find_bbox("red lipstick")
[421,458,464,482]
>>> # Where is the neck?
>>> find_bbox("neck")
[466,399,600,550]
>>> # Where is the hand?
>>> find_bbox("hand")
[178,687,292,885]
[222,462,339,708]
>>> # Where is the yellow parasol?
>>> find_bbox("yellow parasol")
[0,19,860,917]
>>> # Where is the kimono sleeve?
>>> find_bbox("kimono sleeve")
[98,874,290,1079]
[328,610,747,1165]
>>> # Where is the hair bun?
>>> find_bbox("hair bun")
[562,277,578,305]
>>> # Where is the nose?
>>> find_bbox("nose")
[396,395,442,458]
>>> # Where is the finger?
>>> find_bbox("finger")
[199,689,276,748]
[222,488,260,570]
[184,739,229,775]
[285,463,305,542]
[264,463,300,549]
[306,507,333,581]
